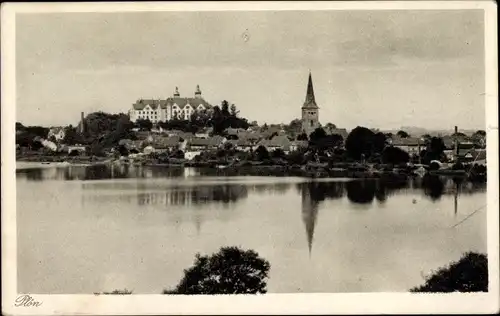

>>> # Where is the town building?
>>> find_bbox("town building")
[47,127,66,141]
[391,137,423,156]
[187,136,226,151]
[148,135,187,153]
[301,72,320,136]
[255,135,292,153]
[129,85,213,123]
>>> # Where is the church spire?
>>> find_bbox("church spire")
[303,72,318,109]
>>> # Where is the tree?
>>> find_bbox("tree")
[309,127,327,144]
[230,104,238,117]
[223,142,234,151]
[117,145,129,157]
[171,150,185,159]
[255,145,270,161]
[372,132,388,154]
[16,125,50,148]
[410,252,487,292]
[68,149,80,156]
[452,132,467,137]
[324,122,337,130]
[272,148,285,159]
[422,134,432,146]
[397,130,409,138]
[471,130,486,148]
[286,148,306,165]
[345,126,386,160]
[89,142,105,157]
[396,130,410,138]
[164,247,271,294]
[421,136,446,164]
[296,133,308,141]
[24,126,49,138]
[310,133,344,158]
[135,118,153,131]
[16,122,26,131]
[288,119,302,130]
[62,127,83,145]
[221,100,230,117]
[382,146,410,165]
[209,101,250,135]
[429,137,445,154]
[474,130,486,137]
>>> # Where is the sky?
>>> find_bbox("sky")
[16,9,486,130]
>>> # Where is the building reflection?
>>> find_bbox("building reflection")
[16,164,187,181]
[136,184,249,206]
[18,164,486,213]
[295,175,485,254]
[420,174,445,201]
[374,176,410,203]
[298,182,345,256]
[346,180,377,205]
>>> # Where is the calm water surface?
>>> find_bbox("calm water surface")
[16,162,487,294]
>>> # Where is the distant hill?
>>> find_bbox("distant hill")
[381,126,481,137]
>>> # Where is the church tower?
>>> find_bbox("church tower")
[194,85,202,99]
[301,72,320,136]
[301,183,319,256]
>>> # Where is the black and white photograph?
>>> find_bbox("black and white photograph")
[1,1,498,315]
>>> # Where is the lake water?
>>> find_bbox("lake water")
[16,162,487,294]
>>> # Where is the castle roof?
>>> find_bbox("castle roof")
[132,97,212,111]
[302,72,318,109]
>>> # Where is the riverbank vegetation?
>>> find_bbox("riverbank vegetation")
[410,252,488,293]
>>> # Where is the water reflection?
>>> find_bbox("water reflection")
[295,176,486,254]
[346,180,377,205]
[16,164,187,181]
[18,165,486,204]
[421,174,445,201]
[136,184,249,206]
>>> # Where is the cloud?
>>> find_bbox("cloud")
[15,10,485,129]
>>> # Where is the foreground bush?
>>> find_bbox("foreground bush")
[164,246,270,294]
[410,252,488,292]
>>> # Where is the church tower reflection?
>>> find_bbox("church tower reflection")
[301,183,319,256]
[452,177,463,217]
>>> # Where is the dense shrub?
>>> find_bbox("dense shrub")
[429,161,441,171]
[382,146,410,165]
[452,162,465,170]
[255,146,270,161]
[164,247,270,295]
[410,252,488,292]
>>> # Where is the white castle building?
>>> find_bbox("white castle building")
[129,85,213,123]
